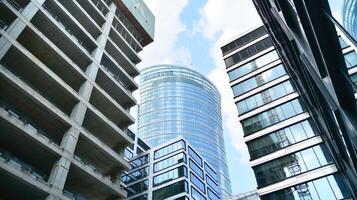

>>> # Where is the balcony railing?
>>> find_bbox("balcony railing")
[6,0,22,11]
[42,4,92,54]
[0,148,48,183]
[90,0,108,16]
[0,100,61,147]
[0,19,7,30]
[73,154,119,186]
[101,65,131,93]
[63,189,87,200]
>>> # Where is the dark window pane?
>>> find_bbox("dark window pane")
[153,181,188,200]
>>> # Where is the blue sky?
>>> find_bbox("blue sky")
[136,0,262,195]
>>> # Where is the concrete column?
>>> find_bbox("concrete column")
[46,3,118,199]
[0,0,45,59]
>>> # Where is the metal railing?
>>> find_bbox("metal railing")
[101,65,131,93]
[0,100,61,147]
[7,0,22,11]
[112,19,140,52]
[42,4,93,54]
[63,190,87,200]
[73,154,118,186]
[0,148,48,183]
[0,19,7,30]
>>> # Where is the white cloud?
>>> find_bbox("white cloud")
[138,0,191,68]
[196,0,262,163]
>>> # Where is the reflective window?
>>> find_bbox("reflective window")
[124,148,133,160]
[254,144,333,187]
[339,37,349,49]
[131,194,148,200]
[205,163,218,182]
[232,64,287,96]
[261,174,351,200]
[153,166,187,187]
[189,159,204,179]
[154,140,186,159]
[207,189,220,200]
[192,186,206,200]
[154,153,186,172]
[122,167,149,185]
[175,196,190,200]
[153,180,189,200]
[130,154,149,170]
[224,37,273,67]
[247,120,318,159]
[189,147,203,166]
[221,26,267,56]
[206,175,220,194]
[237,80,295,114]
[242,99,306,136]
[228,50,279,81]
[190,172,205,193]
[127,180,148,197]
[350,73,357,89]
[344,51,357,69]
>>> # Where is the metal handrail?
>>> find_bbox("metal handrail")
[42,5,92,54]
[0,19,7,30]
[0,149,47,181]
[0,100,59,147]
[6,0,22,11]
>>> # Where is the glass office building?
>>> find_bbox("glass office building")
[138,64,232,198]
[122,137,221,200]
[343,0,357,40]
[221,26,354,199]
[251,0,357,198]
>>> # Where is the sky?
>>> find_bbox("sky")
[134,0,262,195]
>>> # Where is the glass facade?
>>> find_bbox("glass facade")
[261,174,352,200]
[153,166,187,187]
[236,80,295,114]
[205,164,218,182]
[207,176,220,194]
[254,144,333,187]
[131,194,148,200]
[228,50,279,81]
[223,25,356,199]
[342,0,357,40]
[124,138,221,200]
[242,98,306,135]
[247,120,318,159]
[130,154,149,169]
[190,159,204,179]
[232,64,287,96]
[127,180,149,197]
[122,167,149,185]
[192,186,206,200]
[344,50,357,69]
[154,153,186,172]
[224,37,273,67]
[154,140,186,159]
[152,180,189,200]
[207,189,220,200]
[191,172,205,193]
[221,26,267,56]
[188,147,203,166]
[138,65,231,197]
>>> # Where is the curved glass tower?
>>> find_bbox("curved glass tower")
[138,64,232,198]
[343,0,357,40]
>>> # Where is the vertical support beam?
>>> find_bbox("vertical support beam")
[0,0,45,59]
[46,2,118,199]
